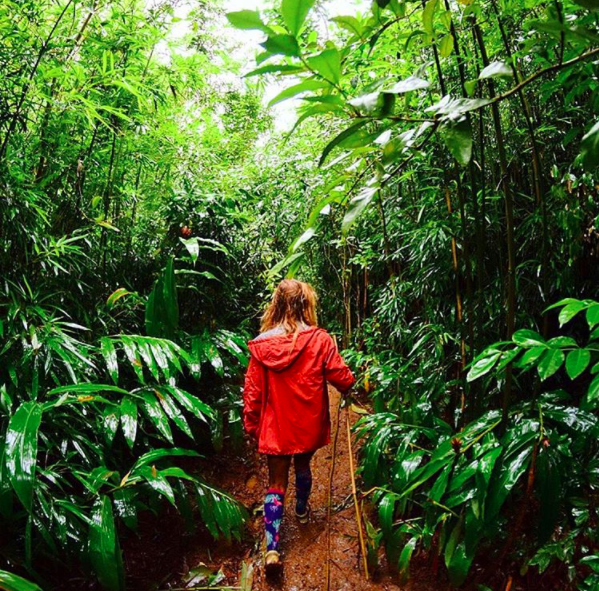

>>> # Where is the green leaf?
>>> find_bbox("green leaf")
[342,185,379,234]
[426,95,491,120]
[155,389,194,439]
[515,346,546,369]
[138,466,176,506]
[319,120,369,166]
[566,349,591,380]
[586,374,599,407]
[581,121,599,171]
[226,10,271,33]
[48,383,128,396]
[466,350,501,382]
[439,34,454,58]
[244,64,305,77]
[398,537,418,583]
[132,447,201,471]
[512,329,546,347]
[379,493,397,537]
[282,0,316,36]
[441,118,472,166]
[6,402,43,511]
[547,336,578,347]
[348,91,394,115]
[261,34,300,57]
[0,570,43,591]
[307,48,341,84]
[573,0,599,11]
[586,304,599,327]
[139,391,173,443]
[423,0,439,36]
[145,259,179,340]
[101,338,119,385]
[268,79,329,107]
[120,398,137,449]
[89,496,125,591]
[537,349,565,381]
[487,447,533,519]
[384,75,430,94]
[544,297,581,312]
[331,15,364,38]
[165,386,215,423]
[558,301,586,326]
[479,61,513,79]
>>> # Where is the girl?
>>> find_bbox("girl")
[243,279,355,575]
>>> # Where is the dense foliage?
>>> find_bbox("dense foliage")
[1,0,599,589]
[228,0,599,589]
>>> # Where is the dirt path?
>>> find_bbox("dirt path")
[180,388,439,591]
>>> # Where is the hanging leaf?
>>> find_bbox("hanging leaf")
[342,185,379,234]
[348,91,395,115]
[281,0,316,36]
[145,258,179,340]
[385,75,430,94]
[120,398,137,449]
[261,34,301,57]
[558,300,586,326]
[101,338,119,385]
[423,0,439,36]
[466,350,501,381]
[586,375,599,407]
[581,121,599,171]
[479,61,513,80]
[5,402,43,511]
[512,329,546,347]
[439,34,454,58]
[537,348,565,380]
[426,95,491,121]
[0,570,43,591]
[268,79,329,107]
[226,10,271,33]
[180,237,199,263]
[307,48,341,84]
[398,537,418,583]
[244,64,305,77]
[319,120,369,166]
[89,496,125,591]
[440,118,473,166]
[331,15,364,38]
[566,349,591,380]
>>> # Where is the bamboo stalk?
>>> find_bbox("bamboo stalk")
[325,395,344,591]
[346,410,369,581]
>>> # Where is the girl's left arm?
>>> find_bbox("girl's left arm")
[243,355,264,438]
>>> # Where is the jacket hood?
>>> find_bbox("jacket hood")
[248,326,321,372]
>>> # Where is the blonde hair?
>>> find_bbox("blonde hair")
[260,279,318,334]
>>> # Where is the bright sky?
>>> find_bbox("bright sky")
[165,0,366,131]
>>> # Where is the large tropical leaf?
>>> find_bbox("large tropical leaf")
[5,401,43,511]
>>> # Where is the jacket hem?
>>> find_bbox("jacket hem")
[258,441,330,456]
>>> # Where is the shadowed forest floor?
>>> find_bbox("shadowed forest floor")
[169,389,442,591]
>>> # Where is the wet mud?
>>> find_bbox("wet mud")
[180,388,442,591]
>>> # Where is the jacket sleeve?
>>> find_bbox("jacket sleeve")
[243,355,264,437]
[323,333,355,394]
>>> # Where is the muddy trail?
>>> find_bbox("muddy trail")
[169,388,442,591]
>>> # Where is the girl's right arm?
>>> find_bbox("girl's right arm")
[243,355,264,438]
[323,333,355,395]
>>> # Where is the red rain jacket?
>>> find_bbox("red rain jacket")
[243,327,355,455]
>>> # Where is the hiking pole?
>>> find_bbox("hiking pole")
[346,406,369,581]
[324,392,344,591]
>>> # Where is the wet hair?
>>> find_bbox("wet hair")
[260,279,318,334]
